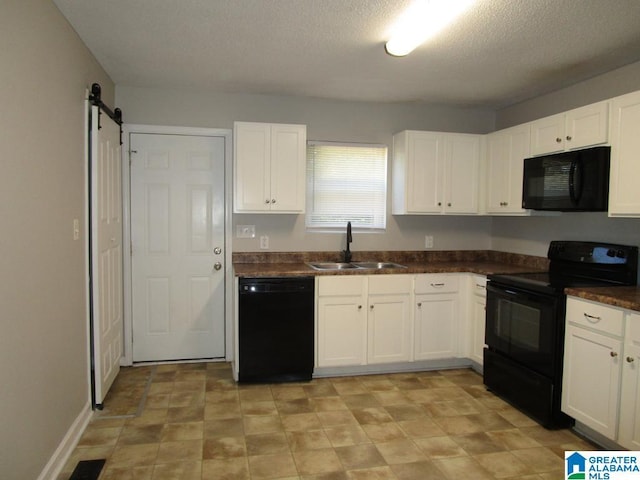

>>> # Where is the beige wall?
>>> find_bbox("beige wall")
[0,1,113,478]
[117,86,496,252]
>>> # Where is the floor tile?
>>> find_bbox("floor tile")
[63,363,593,480]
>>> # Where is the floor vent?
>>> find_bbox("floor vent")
[68,459,105,480]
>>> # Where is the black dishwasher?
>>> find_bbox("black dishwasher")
[238,276,314,383]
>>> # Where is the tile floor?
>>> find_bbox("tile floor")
[59,362,596,479]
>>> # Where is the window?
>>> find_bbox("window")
[306,141,387,230]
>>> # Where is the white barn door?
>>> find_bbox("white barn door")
[130,133,226,362]
[90,105,123,405]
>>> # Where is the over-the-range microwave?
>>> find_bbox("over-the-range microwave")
[522,146,610,212]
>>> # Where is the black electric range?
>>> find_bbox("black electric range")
[484,241,638,428]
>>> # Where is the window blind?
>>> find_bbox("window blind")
[306,141,387,230]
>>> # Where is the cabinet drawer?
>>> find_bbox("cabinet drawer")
[566,297,624,337]
[318,276,365,297]
[368,274,412,295]
[415,274,459,294]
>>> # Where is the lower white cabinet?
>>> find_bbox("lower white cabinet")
[619,312,640,449]
[562,296,640,447]
[468,275,487,365]
[414,274,460,360]
[316,275,412,368]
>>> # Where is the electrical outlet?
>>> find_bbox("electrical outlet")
[425,235,434,249]
[236,225,255,238]
[260,235,269,249]
[73,218,80,240]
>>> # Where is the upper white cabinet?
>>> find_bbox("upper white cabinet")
[530,101,609,156]
[485,124,530,214]
[608,90,640,217]
[392,131,481,215]
[234,121,306,213]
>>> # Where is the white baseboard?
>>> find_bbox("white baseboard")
[37,402,93,480]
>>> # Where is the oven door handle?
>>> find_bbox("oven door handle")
[487,284,524,297]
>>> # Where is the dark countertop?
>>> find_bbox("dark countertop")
[565,286,640,313]
[232,250,548,278]
[232,260,544,278]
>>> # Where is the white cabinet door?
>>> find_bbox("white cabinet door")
[392,130,480,215]
[562,324,622,438]
[234,122,271,212]
[413,274,460,361]
[270,124,306,212]
[234,122,306,213]
[609,90,640,217]
[485,124,530,214]
[367,293,412,364]
[530,113,565,156]
[619,313,640,450]
[317,276,367,367]
[530,102,609,156]
[444,134,480,214]
[565,102,609,151]
[414,293,458,360]
[469,276,487,365]
[394,131,444,213]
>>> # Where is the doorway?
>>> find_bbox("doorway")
[122,126,232,364]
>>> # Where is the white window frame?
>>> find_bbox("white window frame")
[306,141,388,232]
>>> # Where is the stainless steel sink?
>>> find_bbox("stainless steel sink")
[353,261,407,270]
[307,262,362,270]
[307,261,406,271]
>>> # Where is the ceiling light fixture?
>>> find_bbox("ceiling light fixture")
[385,0,476,57]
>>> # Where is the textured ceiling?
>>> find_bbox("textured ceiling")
[52,0,640,109]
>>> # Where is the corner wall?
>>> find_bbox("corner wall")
[0,1,113,478]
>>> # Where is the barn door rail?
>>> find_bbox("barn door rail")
[88,82,123,143]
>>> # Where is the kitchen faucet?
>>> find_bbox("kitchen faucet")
[342,221,352,263]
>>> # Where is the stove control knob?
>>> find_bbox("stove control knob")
[616,250,626,258]
[607,249,616,257]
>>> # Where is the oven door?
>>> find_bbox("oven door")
[485,282,563,378]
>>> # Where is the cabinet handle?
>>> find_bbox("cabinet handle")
[370,305,374,310]
[627,356,635,363]
[430,283,445,287]
[438,202,442,206]
[265,199,271,204]
[476,284,486,289]
[417,302,422,307]
[271,198,276,204]
[358,305,362,310]
[566,135,572,141]
[447,202,452,207]
[556,137,562,143]
[611,351,618,358]
[583,313,601,322]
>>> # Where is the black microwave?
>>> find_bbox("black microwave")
[522,146,610,212]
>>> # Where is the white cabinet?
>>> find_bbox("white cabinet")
[367,275,413,364]
[414,274,460,360]
[530,101,609,156]
[392,131,481,215]
[234,121,306,213]
[619,312,640,449]
[467,275,487,366]
[562,297,624,439]
[608,90,640,217]
[485,124,530,214]
[316,275,412,368]
[317,276,367,367]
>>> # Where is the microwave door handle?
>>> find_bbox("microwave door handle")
[569,159,583,204]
